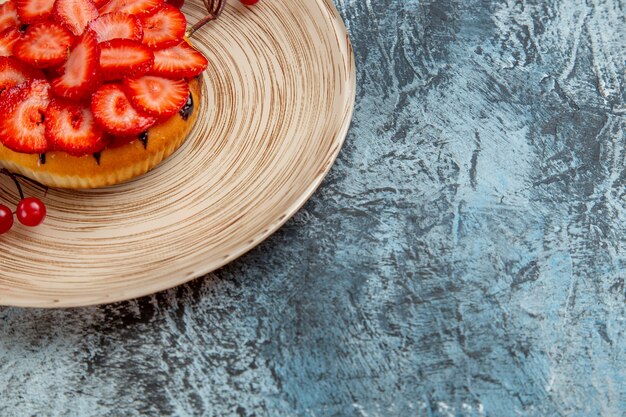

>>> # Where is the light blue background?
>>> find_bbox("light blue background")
[1,0,624,416]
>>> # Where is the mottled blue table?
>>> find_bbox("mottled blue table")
[1,1,624,416]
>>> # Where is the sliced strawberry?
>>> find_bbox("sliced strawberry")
[0,27,20,57]
[93,0,109,7]
[52,30,100,99]
[0,79,50,153]
[139,5,185,50]
[108,134,136,147]
[53,0,99,36]
[99,38,153,80]
[91,83,157,136]
[123,75,188,118]
[16,0,55,23]
[42,63,63,79]
[0,0,20,32]
[44,98,107,155]
[87,12,142,43]
[0,55,44,94]
[151,42,208,79]
[165,0,184,9]
[98,0,163,17]
[13,22,74,68]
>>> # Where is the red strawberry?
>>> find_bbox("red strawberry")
[13,22,74,68]
[16,0,55,23]
[92,0,109,7]
[98,0,163,17]
[53,0,99,36]
[42,63,64,79]
[151,42,208,79]
[0,27,20,57]
[0,79,50,153]
[91,83,157,136]
[0,55,44,94]
[88,12,143,43]
[52,30,100,99]
[99,39,153,80]
[0,0,20,32]
[108,134,136,147]
[164,0,184,8]
[139,5,185,50]
[44,98,108,155]
[123,75,188,118]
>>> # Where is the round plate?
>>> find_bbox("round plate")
[0,0,355,307]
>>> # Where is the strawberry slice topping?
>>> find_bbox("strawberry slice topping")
[0,79,50,153]
[0,0,209,157]
[0,0,20,32]
[13,22,73,68]
[52,30,100,99]
[139,5,185,50]
[98,0,163,17]
[53,0,99,36]
[151,42,208,79]
[99,38,153,80]
[91,83,156,136]
[164,0,184,9]
[0,27,20,57]
[88,12,143,43]
[16,0,55,24]
[0,55,44,94]
[44,98,107,155]
[123,75,188,118]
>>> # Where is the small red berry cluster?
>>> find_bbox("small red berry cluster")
[0,169,46,235]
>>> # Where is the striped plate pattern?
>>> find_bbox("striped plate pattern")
[0,0,355,307]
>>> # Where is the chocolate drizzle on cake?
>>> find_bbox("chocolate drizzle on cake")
[179,92,194,121]
[38,153,46,165]
[93,152,101,165]
[139,132,149,149]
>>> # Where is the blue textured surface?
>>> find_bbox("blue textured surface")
[1,0,625,416]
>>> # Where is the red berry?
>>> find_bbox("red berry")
[0,0,20,33]
[165,0,183,8]
[139,4,186,50]
[16,0,55,24]
[0,56,45,95]
[150,42,208,79]
[45,98,108,156]
[0,27,21,57]
[16,197,46,227]
[123,75,189,118]
[88,12,144,43]
[91,83,157,136]
[98,0,164,17]
[53,0,99,36]
[99,39,154,80]
[51,30,100,99]
[0,204,13,234]
[239,0,259,5]
[13,22,74,68]
[0,79,51,154]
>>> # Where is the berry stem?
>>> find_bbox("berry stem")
[0,169,25,201]
[186,0,226,38]
[0,169,48,200]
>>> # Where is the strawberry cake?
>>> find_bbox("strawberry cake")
[0,0,208,188]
